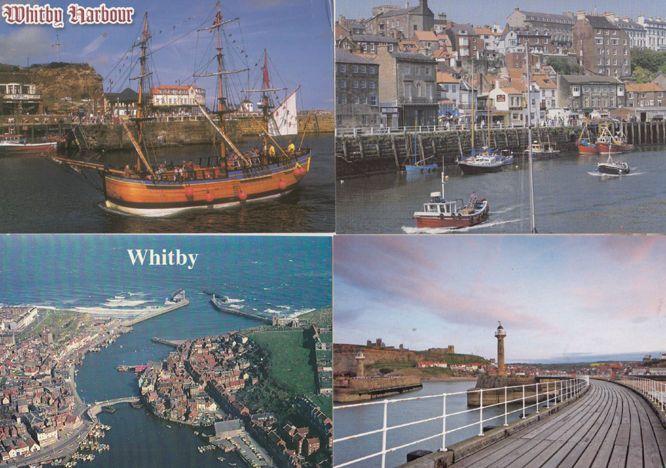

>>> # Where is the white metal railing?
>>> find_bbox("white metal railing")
[620,377,666,413]
[335,121,575,137]
[333,377,589,468]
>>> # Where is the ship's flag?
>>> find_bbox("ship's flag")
[268,90,298,137]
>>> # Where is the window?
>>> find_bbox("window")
[352,65,358,73]
[595,37,603,45]
[368,94,377,105]
[360,65,366,74]
[339,79,347,89]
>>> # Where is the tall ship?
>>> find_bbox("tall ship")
[53,6,311,217]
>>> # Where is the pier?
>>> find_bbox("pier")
[123,298,190,326]
[333,377,666,467]
[151,337,187,348]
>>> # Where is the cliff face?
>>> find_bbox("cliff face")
[30,63,103,113]
[1,62,103,114]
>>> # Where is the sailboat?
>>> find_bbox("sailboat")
[404,134,437,173]
[458,66,508,174]
[52,6,311,217]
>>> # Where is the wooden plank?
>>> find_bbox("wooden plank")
[625,387,644,467]
[574,382,620,467]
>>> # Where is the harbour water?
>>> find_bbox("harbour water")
[333,380,534,468]
[0,235,332,467]
[0,135,334,233]
[336,146,666,234]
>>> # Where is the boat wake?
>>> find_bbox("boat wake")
[586,170,643,178]
[491,204,521,215]
[402,218,523,234]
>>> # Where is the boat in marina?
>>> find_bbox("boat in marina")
[524,140,560,159]
[595,124,633,154]
[52,6,311,217]
[404,134,438,174]
[458,150,506,174]
[577,124,597,154]
[413,172,489,229]
[0,135,57,156]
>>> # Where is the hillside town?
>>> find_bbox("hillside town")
[0,306,125,464]
[138,329,332,467]
[336,1,666,129]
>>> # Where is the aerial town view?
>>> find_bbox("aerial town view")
[335,0,666,233]
[0,0,334,233]
[0,235,332,467]
[332,235,666,467]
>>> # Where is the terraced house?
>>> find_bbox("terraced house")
[335,49,381,128]
[625,82,665,108]
[573,13,631,78]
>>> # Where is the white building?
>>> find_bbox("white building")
[637,16,666,51]
[151,85,205,110]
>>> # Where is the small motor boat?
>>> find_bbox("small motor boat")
[413,172,489,229]
[597,155,630,175]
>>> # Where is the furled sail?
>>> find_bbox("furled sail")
[268,89,298,136]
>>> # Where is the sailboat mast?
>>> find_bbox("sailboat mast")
[214,6,227,168]
[525,46,537,233]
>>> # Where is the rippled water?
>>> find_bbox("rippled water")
[0,135,334,233]
[336,147,666,234]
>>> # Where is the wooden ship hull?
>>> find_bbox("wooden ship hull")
[103,155,310,217]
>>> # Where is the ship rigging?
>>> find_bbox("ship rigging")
[52,3,312,217]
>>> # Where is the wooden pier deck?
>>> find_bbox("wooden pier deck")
[452,379,666,468]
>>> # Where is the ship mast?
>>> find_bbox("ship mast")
[260,49,272,154]
[525,45,537,233]
[134,12,152,173]
[213,5,228,174]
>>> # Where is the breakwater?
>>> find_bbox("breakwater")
[334,375,423,403]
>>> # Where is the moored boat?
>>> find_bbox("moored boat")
[524,140,560,159]
[0,137,57,156]
[413,172,489,229]
[458,151,505,174]
[577,123,597,154]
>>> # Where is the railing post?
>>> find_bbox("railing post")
[504,386,508,426]
[521,385,526,419]
[381,400,388,468]
[442,393,447,452]
[536,382,540,413]
[546,381,550,409]
[478,389,484,436]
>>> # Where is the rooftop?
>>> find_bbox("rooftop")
[335,48,377,65]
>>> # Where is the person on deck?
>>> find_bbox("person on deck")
[268,145,276,159]
[287,140,296,155]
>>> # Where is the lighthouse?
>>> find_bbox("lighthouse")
[355,351,366,378]
[495,322,507,376]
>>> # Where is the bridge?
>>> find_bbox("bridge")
[87,396,141,420]
[333,377,666,468]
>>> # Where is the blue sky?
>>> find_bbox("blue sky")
[334,236,666,362]
[0,0,333,109]
[336,0,665,25]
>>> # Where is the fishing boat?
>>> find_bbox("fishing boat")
[413,172,489,229]
[595,124,633,154]
[52,6,311,217]
[577,124,597,154]
[524,140,560,159]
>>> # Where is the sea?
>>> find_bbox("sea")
[0,135,334,233]
[0,235,332,467]
[336,146,666,234]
